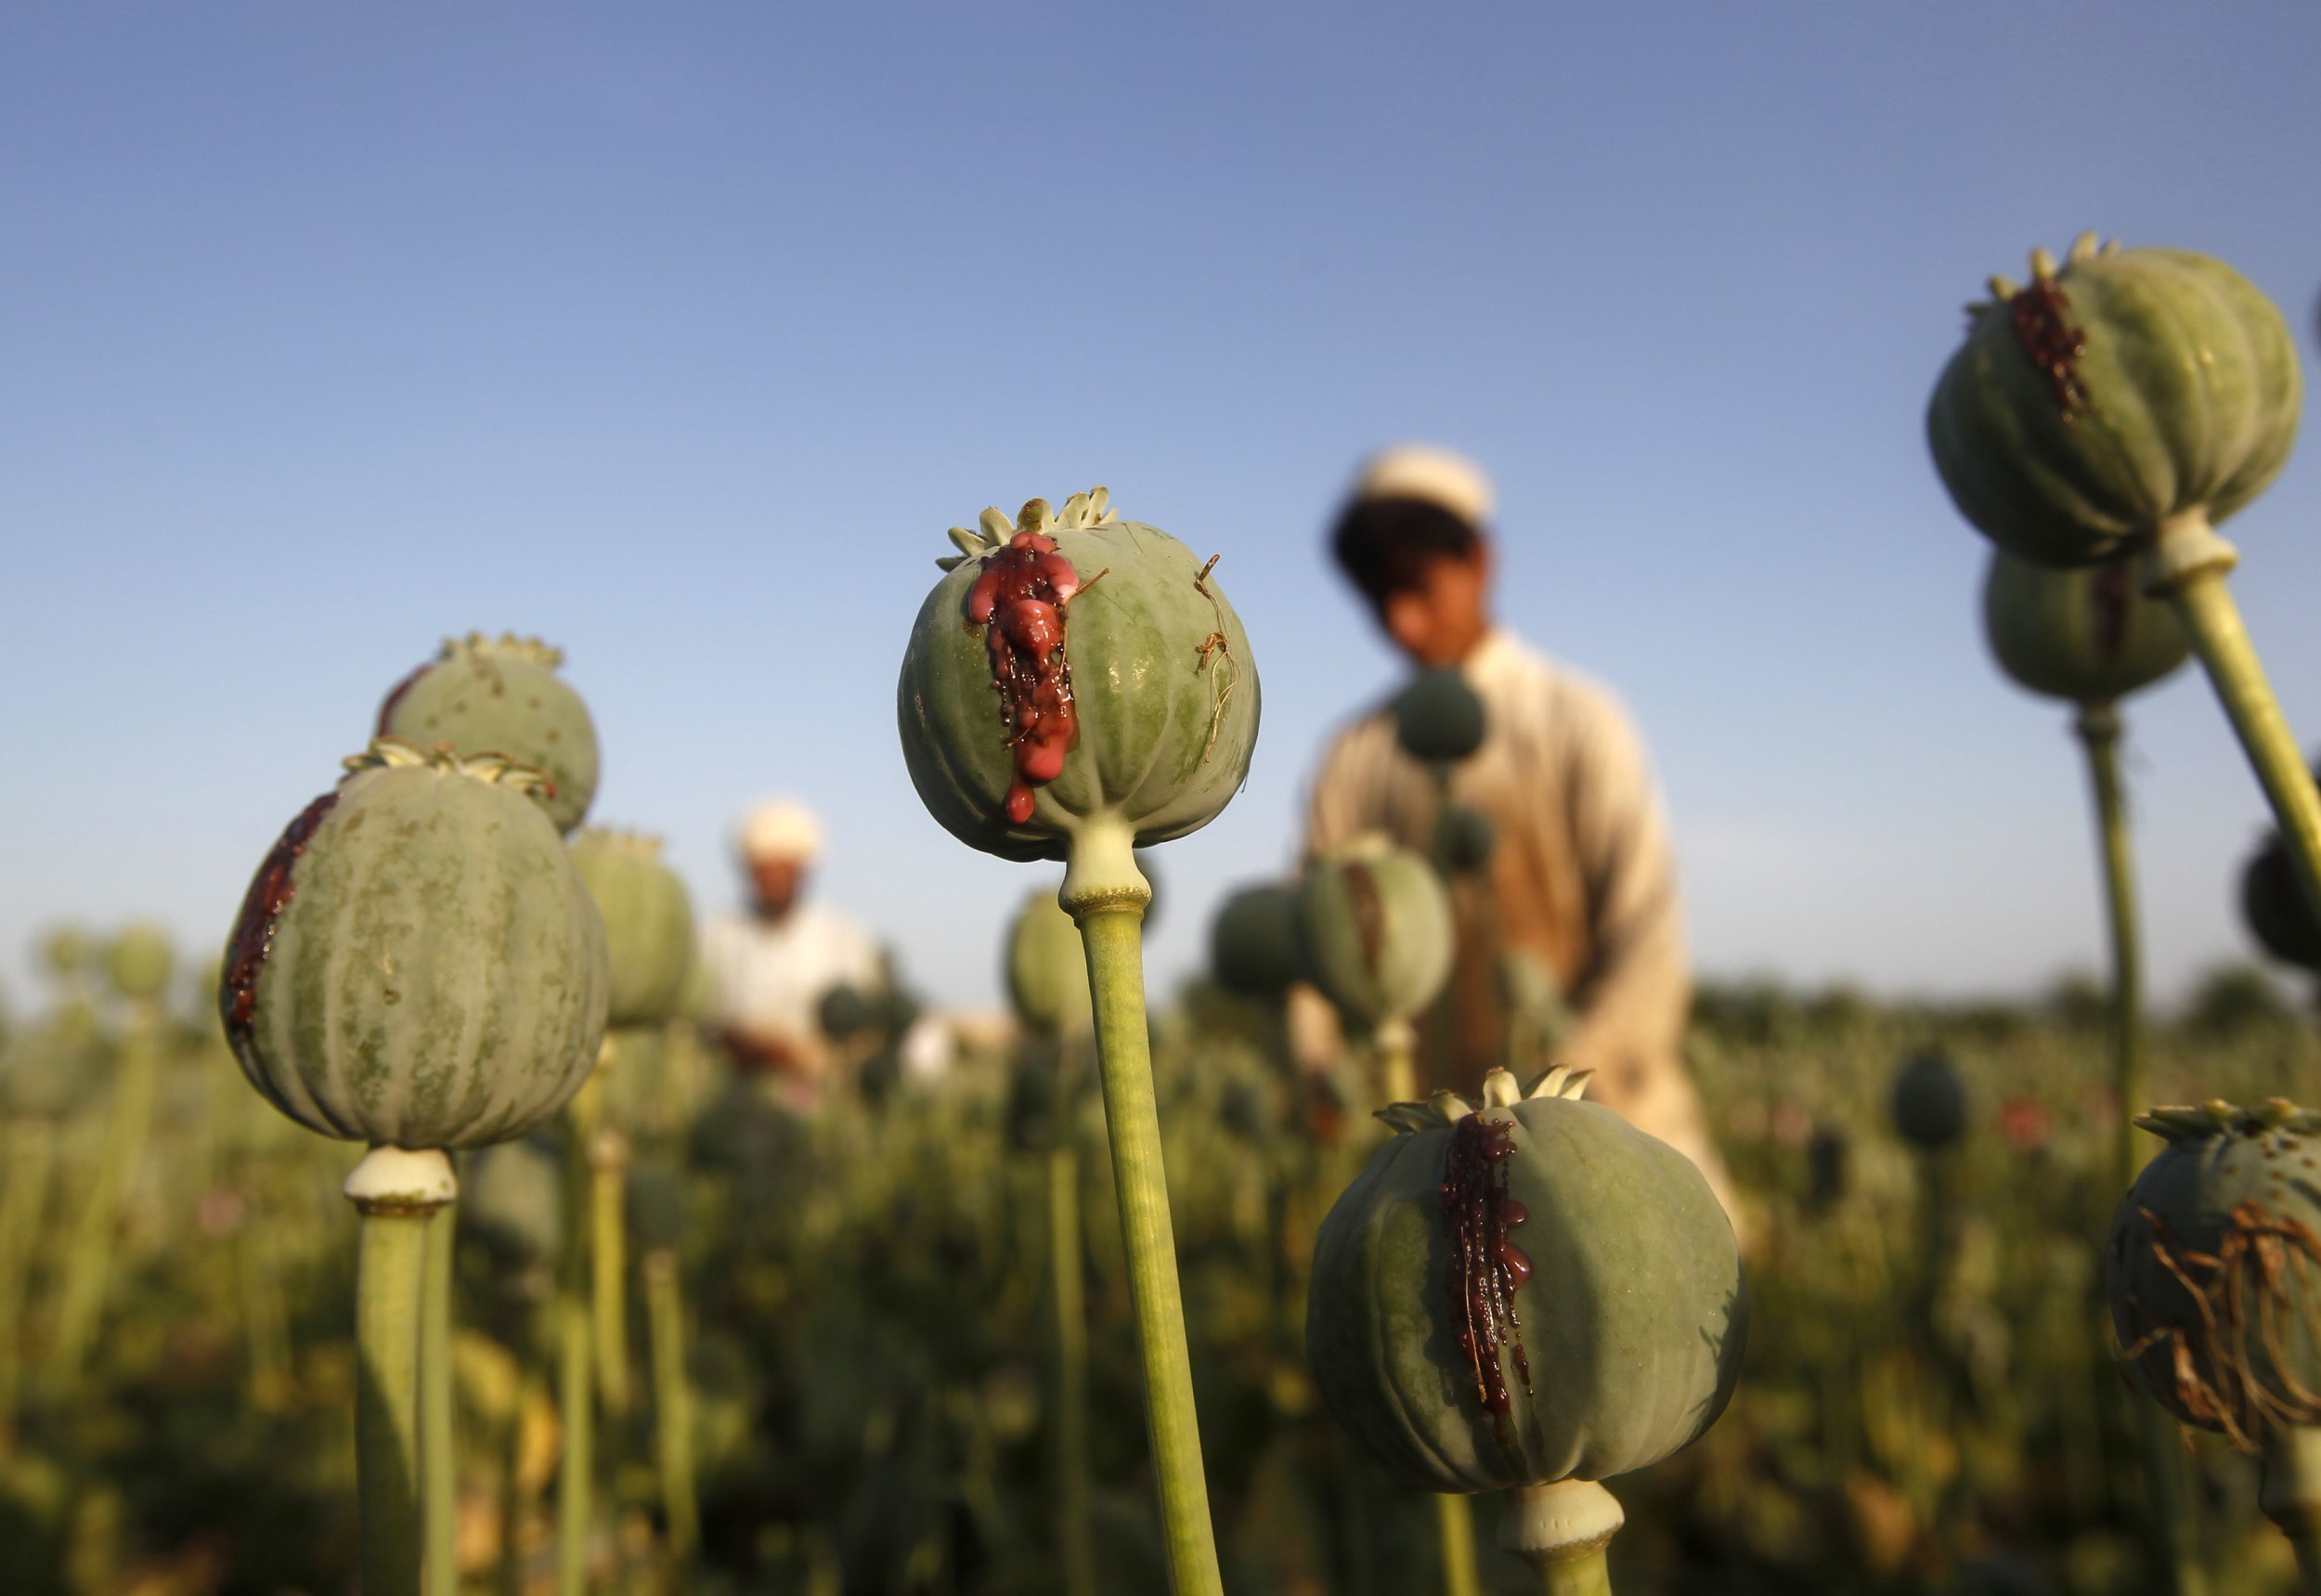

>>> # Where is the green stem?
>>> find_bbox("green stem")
[591,1132,630,1421]
[643,1250,698,1570]
[560,1076,602,1596]
[2075,705,2146,1185]
[0,1120,58,1435]
[2077,705,2211,1596]
[2263,1425,2321,1596]
[347,1147,456,1596]
[501,1369,541,1596]
[2152,515,2321,922]
[1500,1479,1620,1596]
[1433,1491,1482,1596]
[52,1001,162,1387]
[1065,829,1223,1596]
[1377,1019,1418,1109]
[422,1200,460,1596]
[1048,1143,1096,1596]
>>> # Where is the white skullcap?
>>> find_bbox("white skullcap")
[738,799,823,863]
[1355,445,1495,528]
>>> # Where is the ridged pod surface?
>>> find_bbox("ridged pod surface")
[1928,236,2302,567]
[568,829,696,1028]
[379,633,601,834]
[1982,549,2189,704]
[1209,882,1306,1000]
[1298,837,1453,1027]
[1308,1068,1747,1491]
[1005,888,1091,1037]
[1890,1050,1969,1150]
[2243,833,2321,973]
[220,740,609,1149]
[897,490,1260,867]
[2107,1099,2321,1447]
[1394,668,1487,764]
[106,923,176,1002]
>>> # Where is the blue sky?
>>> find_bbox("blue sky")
[6,4,2320,1017]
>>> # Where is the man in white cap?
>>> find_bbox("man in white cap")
[700,798,885,1101]
[1300,446,1731,1211]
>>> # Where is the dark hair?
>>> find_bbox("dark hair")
[1329,496,1482,609]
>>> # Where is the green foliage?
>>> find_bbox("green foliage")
[7,972,2321,1591]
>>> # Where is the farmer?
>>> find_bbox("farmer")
[700,798,886,1104]
[1299,446,1733,1212]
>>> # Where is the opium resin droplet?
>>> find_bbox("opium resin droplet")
[1441,1111,1534,1435]
[967,527,1083,824]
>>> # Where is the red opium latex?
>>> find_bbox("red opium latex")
[967,527,1085,824]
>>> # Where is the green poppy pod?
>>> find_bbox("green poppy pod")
[1297,837,1454,1028]
[1928,235,2302,568]
[105,923,176,1004]
[1891,1049,1969,1150]
[219,739,610,1150]
[2243,833,2321,973]
[1005,889,1092,1038]
[1209,882,1306,1001]
[817,983,883,1045]
[1308,1067,1747,1492]
[38,927,93,985]
[897,490,1260,879]
[1394,668,1487,764]
[1440,805,1496,874]
[567,829,695,1029]
[463,1137,564,1268]
[2107,1099,2321,1447]
[378,633,601,835]
[1982,549,2190,704]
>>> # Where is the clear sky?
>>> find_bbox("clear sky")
[5,4,2320,1018]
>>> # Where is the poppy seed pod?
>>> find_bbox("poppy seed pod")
[567,829,695,1029]
[1982,549,2189,704]
[2107,1099,2321,1448]
[1394,668,1487,765]
[1308,1067,1747,1492]
[219,739,609,1150]
[1297,837,1453,1028]
[1209,883,1306,1001]
[1929,236,2301,568]
[897,490,1260,897]
[379,633,601,835]
[1891,1050,1969,1151]
[1005,889,1092,1038]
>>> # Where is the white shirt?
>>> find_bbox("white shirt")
[701,903,884,1055]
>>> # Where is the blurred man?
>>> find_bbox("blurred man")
[701,798,885,1104]
[1300,446,1731,1209]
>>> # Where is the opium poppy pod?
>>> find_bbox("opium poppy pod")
[1308,1067,1747,1493]
[1982,549,2189,705]
[1208,882,1306,1001]
[220,739,610,1150]
[2107,1099,2321,1448]
[1005,888,1092,1038]
[1928,235,2301,570]
[1296,837,1453,1028]
[568,829,696,1029]
[379,633,601,835]
[897,489,1259,905]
